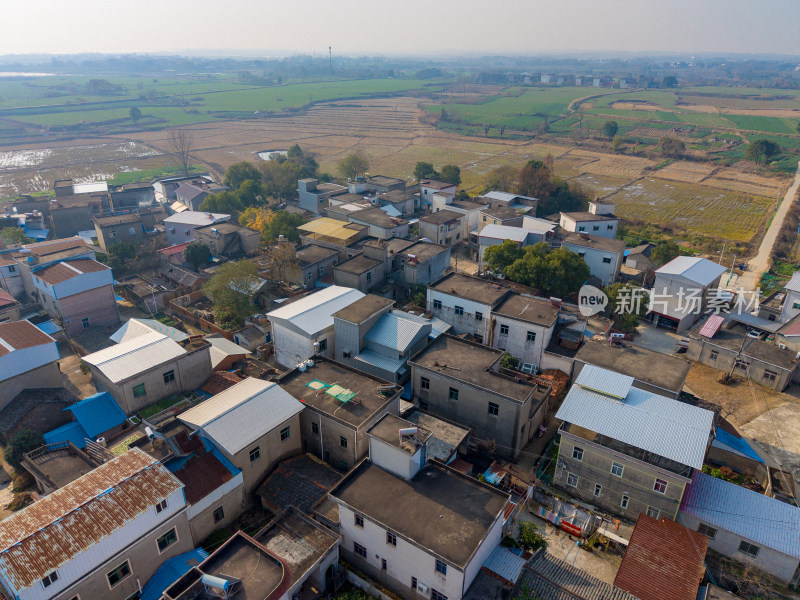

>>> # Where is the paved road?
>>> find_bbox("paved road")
[738,161,800,291]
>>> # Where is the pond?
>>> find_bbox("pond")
[257,149,288,161]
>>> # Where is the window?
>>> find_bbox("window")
[213,507,225,523]
[602,257,612,264]
[280,426,290,441]
[433,299,442,309]
[646,506,660,519]
[449,387,459,401]
[483,216,487,222]
[653,478,667,494]
[435,559,447,575]
[738,541,760,557]
[307,272,313,281]
[475,311,483,321]
[698,523,717,539]
[382,558,387,570]
[578,226,586,232]
[132,383,146,398]
[42,570,59,588]
[593,225,600,231]
[107,561,131,588]
[709,350,719,361]
[340,436,348,448]
[110,230,117,238]
[763,370,778,382]
[594,484,602,497]
[572,447,584,461]
[526,331,536,342]
[611,462,624,477]
[607,224,614,230]
[163,369,175,384]
[474,334,483,344]
[387,531,397,546]
[794,302,800,310]
[249,447,261,462]
[488,402,499,416]
[412,576,418,589]
[367,272,372,282]
[354,542,367,558]
[454,305,464,316]
[157,528,178,553]
[155,499,167,513]
[7,265,14,273]
[319,266,325,276]
[734,358,750,371]
[431,591,448,600]
[578,252,585,258]
[354,513,364,527]
[312,422,319,435]
[500,324,509,335]
[621,495,629,509]
[318,338,328,352]
[566,473,578,487]
[81,317,90,329]
[421,377,430,390]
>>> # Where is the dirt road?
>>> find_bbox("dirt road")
[738,160,800,291]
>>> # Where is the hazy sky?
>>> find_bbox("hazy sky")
[2,0,798,57]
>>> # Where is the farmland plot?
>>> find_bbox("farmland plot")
[651,161,717,184]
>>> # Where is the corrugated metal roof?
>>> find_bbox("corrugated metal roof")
[522,215,557,234]
[655,256,727,286]
[429,317,451,339]
[680,470,800,559]
[785,272,800,293]
[82,330,186,383]
[365,312,428,352]
[557,367,713,469]
[575,364,634,399]
[484,547,527,584]
[43,421,89,449]
[179,378,304,455]
[267,286,365,336]
[140,548,209,600]
[0,449,182,591]
[297,217,363,241]
[484,191,537,203]
[479,224,530,243]
[724,311,782,333]
[110,318,189,344]
[355,350,405,374]
[65,391,127,439]
[699,314,725,338]
[163,211,229,226]
[207,336,250,368]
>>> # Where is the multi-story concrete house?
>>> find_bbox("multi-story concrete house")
[298,178,348,214]
[329,413,510,600]
[278,357,401,471]
[333,254,386,292]
[560,232,626,286]
[427,272,510,343]
[194,222,261,258]
[478,205,525,232]
[0,320,61,410]
[409,335,552,460]
[175,179,228,211]
[489,293,560,372]
[0,237,95,298]
[554,365,714,522]
[93,212,149,251]
[31,258,119,335]
[399,241,451,286]
[0,449,192,600]
[292,244,340,287]
[419,209,465,246]
[179,377,304,494]
[82,329,213,414]
[419,179,457,211]
[163,211,230,245]
[559,202,619,239]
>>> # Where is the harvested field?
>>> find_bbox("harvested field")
[703,168,790,197]
[577,153,654,179]
[568,173,630,197]
[651,161,717,184]
[626,126,694,140]
[610,101,660,111]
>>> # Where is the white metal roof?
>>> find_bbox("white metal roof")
[557,366,714,469]
[207,336,250,369]
[655,256,727,286]
[681,470,800,559]
[574,364,634,399]
[484,191,537,203]
[110,318,189,344]
[163,211,230,226]
[785,272,800,293]
[355,350,405,374]
[479,224,530,243]
[522,215,557,234]
[179,377,304,455]
[365,311,429,352]
[82,330,186,383]
[267,286,365,336]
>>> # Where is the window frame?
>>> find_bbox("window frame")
[42,570,59,589]
[432,591,448,600]
[106,560,132,589]
[738,540,760,557]
[387,530,397,546]
[499,324,509,336]
[594,484,602,497]
[354,541,367,558]
[340,436,348,448]
[280,426,290,441]
[156,527,178,554]
[213,506,225,523]
[163,369,175,384]
[249,446,261,462]
[763,369,778,382]
[420,376,430,390]
[572,447,584,461]
[132,383,146,398]
[526,331,536,342]
[475,311,483,322]
[311,422,319,435]
[646,506,660,519]
[448,387,459,401]
[454,305,464,316]
[698,523,717,539]
[566,473,578,487]
[435,559,447,576]
[433,299,442,310]
[488,401,499,416]
[354,513,364,528]
[318,338,328,352]
[155,499,167,514]
[602,257,612,264]
[81,317,91,329]
[653,478,668,494]
[621,494,629,509]
[610,462,624,477]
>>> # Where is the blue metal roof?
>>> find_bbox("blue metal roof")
[36,320,62,335]
[140,548,209,600]
[711,428,763,463]
[484,546,527,584]
[65,392,127,439]
[44,421,89,449]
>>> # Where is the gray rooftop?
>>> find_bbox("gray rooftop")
[349,207,406,228]
[334,254,381,275]
[332,294,393,324]
[331,461,509,568]
[402,409,470,463]
[295,244,339,267]
[365,310,430,352]
[561,232,626,253]
[420,209,463,225]
[430,272,509,306]
[368,413,433,455]
[401,241,448,261]
[689,322,797,369]
[493,293,560,327]
[562,211,617,222]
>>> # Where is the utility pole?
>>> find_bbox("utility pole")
[329,46,332,80]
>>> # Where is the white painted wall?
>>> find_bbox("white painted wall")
[33,267,113,300]
[461,513,504,596]
[0,340,59,383]
[562,242,620,286]
[368,437,424,480]
[427,289,491,340]
[560,215,618,238]
[270,321,335,369]
[0,264,23,297]
[780,289,800,323]
[491,317,554,369]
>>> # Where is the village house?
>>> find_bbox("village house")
[328,413,510,600]
[478,205,525,231]
[409,334,552,460]
[163,211,230,245]
[297,217,369,258]
[431,194,489,237]
[1,237,95,298]
[298,178,348,214]
[93,212,149,252]
[481,190,539,212]
[292,243,340,287]
[376,189,416,215]
[418,209,465,247]
[560,232,626,286]
[398,240,451,286]
[43,391,129,450]
[31,257,119,335]
[278,357,402,471]
[333,253,386,292]
[194,221,261,258]
[346,207,409,240]
[558,201,619,238]
[489,293,560,371]
[174,179,228,211]
[477,224,543,269]
[367,174,407,193]
[419,179,457,210]
[427,272,510,343]
[555,365,714,522]
[0,289,20,322]
[0,319,62,410]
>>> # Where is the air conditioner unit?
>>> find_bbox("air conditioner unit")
[417,583,429,594]
[779,343,787,350]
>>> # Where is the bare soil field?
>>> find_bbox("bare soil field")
[651,160,717,184]
[610,101,661,111]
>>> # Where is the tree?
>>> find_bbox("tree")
[262,211,307,244]
[611,135,624,153]
[168,128,193,177]
[183,242,211,271]
[337,151,369,180]
[261,242,299,281]
[484,165,518,193]
[199,191,244,214]
[745,139,780,165]
[5,429,44,470]
[239,206,272,236]
[650,241,684,266]
[517,522,548,552]
[128,106,142,123]
[237,179,266,208]
[503,243,589,298]
[203,260,261,329]
[483,239,525,272]
[499,353,519,371]
[440,165,461,185]
[602,121,619,140]
[659,137,686,158]
[604,283,649,333]
[518,160,555,200]
[414,161,439,181]
[224,162,262,190]
[662,75,678,87]
[0,227,32,245]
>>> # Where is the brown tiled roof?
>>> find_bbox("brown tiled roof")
[172,451,234,505]
[614,514,708,600]
[0,289,17,308]
[33,258,109,285]
[201,371,245,395]
[257,454,342,513]
[173,430,205,455]
[0,449,182,590]
[0,320,55,357]
[420,179,456,190]
[26,237,89,257]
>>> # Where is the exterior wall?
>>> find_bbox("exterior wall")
[349,220,409,241]
[298,254,340,287]
[186,473,244,544]
[94,222,147,252]
[555,431,689,522]
[677,512,800,584]
[334,262,386,293]
[651,272,723,332]
[420,186,455,209]
[560,216,618,238]
[39,284,119,336]
[33,266,113,301]
[0,361,62,412]
[419,219,463,246]
[403,250,450,286]
[368,438,424,480]
[562,243,622,286]
[779,289,800,323]
[540,350,575,375]
[51,206,95,238]
[0,263,24,297]
[461,514,504,597]
[271,322,334,369]
[490,317,554,369]
[0,304,20,323]
[21,488,191,600]
[427,289,493,341]
[478,213,524,232]
[165,219,225,245]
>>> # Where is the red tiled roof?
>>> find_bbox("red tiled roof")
[0,289,17,309]
[614,514,708,600]
[0,320,55,357]
[33,259,109,285]
[201,371,245,395]
[159,242,191,256]
[172,451,234,505]
[26,237,88,257]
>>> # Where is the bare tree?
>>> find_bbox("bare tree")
[168,128,193,177]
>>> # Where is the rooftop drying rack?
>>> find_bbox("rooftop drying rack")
[306,379,357,403]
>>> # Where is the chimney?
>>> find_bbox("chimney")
[549,297,562,308]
